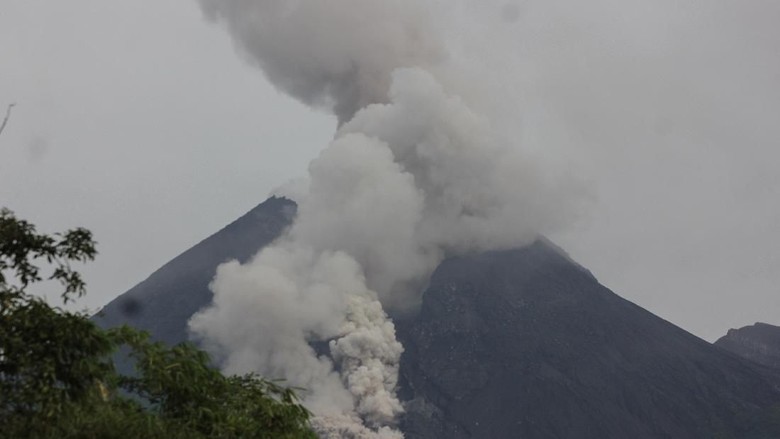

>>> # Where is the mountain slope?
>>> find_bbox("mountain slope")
[396,242,780,438]
[96,198,780,438]
[716,323,780,369]
[94,196,295,345]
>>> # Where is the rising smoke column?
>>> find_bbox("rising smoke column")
[189,1,581,437]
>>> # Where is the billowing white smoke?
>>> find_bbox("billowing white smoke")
[190,0,580,436]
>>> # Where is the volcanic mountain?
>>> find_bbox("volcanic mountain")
[95,197,780,438]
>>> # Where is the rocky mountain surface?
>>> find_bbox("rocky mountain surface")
[95,198,780,438]
[716,323,780,369]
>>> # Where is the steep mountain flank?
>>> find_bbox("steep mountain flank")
[94,197,295,345]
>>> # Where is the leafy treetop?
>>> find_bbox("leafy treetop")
[0,208,316,438]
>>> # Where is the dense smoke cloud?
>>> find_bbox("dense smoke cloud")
[190,0,582,436]
[197,0,444,124]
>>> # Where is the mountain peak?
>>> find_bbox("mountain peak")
[716,322,780,369]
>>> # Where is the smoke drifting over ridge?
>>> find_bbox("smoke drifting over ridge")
[189,0,581,436]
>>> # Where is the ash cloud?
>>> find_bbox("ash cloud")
[190,0,584,436]
[197,0,445,124]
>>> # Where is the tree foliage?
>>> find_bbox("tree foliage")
[0,208,315,438]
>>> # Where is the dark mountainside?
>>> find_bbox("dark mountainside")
[396,244,780,438]
[96,198,780,438]
[94,197,296,345]
[716,323,780,369]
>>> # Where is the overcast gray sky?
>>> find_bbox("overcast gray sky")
[1,0,778,342]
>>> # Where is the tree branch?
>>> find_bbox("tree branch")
[0,103,17,137]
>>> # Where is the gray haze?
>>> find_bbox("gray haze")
[1,0,779,350]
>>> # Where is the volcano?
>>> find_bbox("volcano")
[96,198,780,438]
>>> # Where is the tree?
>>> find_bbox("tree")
[0,208,315,438]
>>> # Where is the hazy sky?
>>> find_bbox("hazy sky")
[1,0,778,342]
